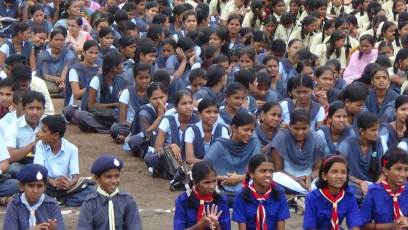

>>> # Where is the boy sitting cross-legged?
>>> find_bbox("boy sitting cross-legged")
[34,114,95,207]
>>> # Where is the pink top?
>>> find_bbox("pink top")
[66,30,92,51]
[343,49,378,85]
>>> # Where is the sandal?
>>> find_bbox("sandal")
[0,193,18,206]
[115,134,125,144]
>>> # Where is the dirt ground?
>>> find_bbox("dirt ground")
[0,98,304,229]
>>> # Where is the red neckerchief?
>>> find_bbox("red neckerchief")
[381,180,405,220]
[249,182,276,230]
[319,188,345,230]
[192,187,213,226]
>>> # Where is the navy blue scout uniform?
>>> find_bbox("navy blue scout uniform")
[3,164,65,230]
[77,155,142,230]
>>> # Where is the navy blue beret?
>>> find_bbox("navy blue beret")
[16,164,48,183]
[91,155,123,175]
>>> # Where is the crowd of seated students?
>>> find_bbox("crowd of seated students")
[2,0,408,228]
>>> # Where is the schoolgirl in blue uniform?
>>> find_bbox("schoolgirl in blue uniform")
[252,72,282,107]
[338,84,368,132]
[271,108,325,194]
[183,98,230,164]
[253,101,282,154]
[232,69,258,114]
[232,154,290,230]
[144,90,199,172]
[365,66,399,118]
[110,63,150,143]
[193,64,226,105]
[303,155,362,230]
[262,55,286,98]
[360,149,408,229]
[219,82,250,127]
[312,66,341,108]
[119,35,137,83]
[204,111,262,193]
[379,95,408,152]
[74,51,125,134]
[174,161,231,230]
[166,36,202,82]
[96,27,118,66]
[280,74,325,130]
[128,83,171,157]
[63,40,100,122]
[316,101,356,158]
[228,47,256,84]
[336,112,384,202]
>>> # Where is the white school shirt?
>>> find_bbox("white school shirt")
[118,88,136,124]
[68,68,79,106]
[184,120,230,152]
[4,115,41,149]
[280,100,325,130]
[0,132,10,162]
[89,75,113,103]
[0,111,16,136]
[34,138,79,179]
[158,113,183,146]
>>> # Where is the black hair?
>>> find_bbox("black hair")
[99,26,114,38]
[256,71,272,86]
[303,0,316,12]
[5,54,27,66]
[293,73,314,89]
[33,26,47,35]
[177,37,195,52]
[243,154,280,203]
[326,30,347,59]
[225,81,246,96]
[253,64,267,72]
[280,12,294,26]
[203,45,220,60]
[296,60,313,74]
[240,27,255,45]
[145,2,159,11]
[50,27,67,40]
[197,97,218,112]
[205,64,225,87]
[22,91,45,107]
[114,9,129,24]
[234,69,256,89]
[122,2,137,11]
[171,5,187,23]
[370,66,389,79]
[161,38,177,50]
[251,30,268,44]
[392,0,405,21]
[300,16,315,40]
[94,17,111,28]
[394,49,408,73]
[81,40,99,62]
[41,115,67,138]
[357,112,380,181]
[375,55,392,68]
[69,16,83,27]
[250,0,265,28]
[339,84,368,103]
[152,70,171,88]
[213,55,229,65]
[134,39,156,63]
[12,22,30,37]
[296,48,313,62]
[187,161,221,208]
[189,68,206,84]
[370,15,388,40]
[147,82,167,98]
[196,9,209,25]
[325,59,341,72]
[119,35,137,48]
[13,89,27,105]
[152,14,167,24]
[238,47,256,62]
[133,62,151,77]
[316,155,349,189]
[395,95,408,110]
[102,52,122,75]
[174,90,192,107]
[262,101,281,114]
[399,12,408,24]
[231,110,255,127]
[0,77,20,91]
[315,65,333,79]
[29,3,43,16]
[383,149,408,169]
[328,100,346,118]
[146,24,164,41]
[321,19,334,43]
[290,108,310,125]
[286,76,296,98]
[11,64,32,82]
[271,39,286,53]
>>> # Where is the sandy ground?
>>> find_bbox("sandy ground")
[0,98,304,229]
